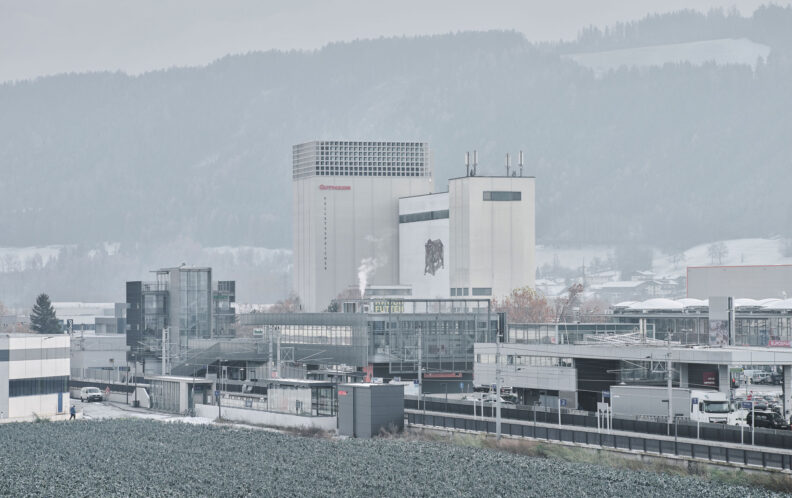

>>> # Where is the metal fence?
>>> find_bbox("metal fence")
[405,398,792,451]
[407,411,792,471]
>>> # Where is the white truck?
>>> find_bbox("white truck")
[610,385,737,424]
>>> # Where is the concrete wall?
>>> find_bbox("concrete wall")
[195,404,337,430]
[398,193,449,299]
[294,174,434,311]
[449,176,535,300]
[687,265,792,299]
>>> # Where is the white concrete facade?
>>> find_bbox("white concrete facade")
[448,176,535,300]
[687,265,792,300]
[293,141,433,311]
[1,334,70,420]
[398,193,449,299]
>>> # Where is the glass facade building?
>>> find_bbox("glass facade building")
[126,268,236,366]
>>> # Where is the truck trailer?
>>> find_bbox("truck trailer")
[610,385,736,424]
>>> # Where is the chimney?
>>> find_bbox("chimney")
[465,151,470,176]
[505,153,510,177]
[519,150,524,177]
[473,150,478,176]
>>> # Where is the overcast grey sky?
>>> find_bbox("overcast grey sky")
[0,0,786,83]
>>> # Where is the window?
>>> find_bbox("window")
[9,376,69,397]
[472,288,492,296]
[483,191,521,201]
[450,288,456,297]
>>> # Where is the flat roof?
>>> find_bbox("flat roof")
[148,375,215,383]
[476,342,792,365]
[448,175,536,181]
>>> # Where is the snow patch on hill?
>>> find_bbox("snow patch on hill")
[566,38,770,76]
[653,238,792,278]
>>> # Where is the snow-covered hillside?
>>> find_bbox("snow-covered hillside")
[653,238,792,278]
[565,38,771,76]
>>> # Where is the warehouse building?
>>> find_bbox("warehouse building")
[0,333,70,421]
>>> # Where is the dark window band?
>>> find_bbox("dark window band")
[9,376,69,397]
[399,209,449,224]
[483,191,521,201]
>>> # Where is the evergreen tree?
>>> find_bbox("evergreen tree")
[30,293,60,334]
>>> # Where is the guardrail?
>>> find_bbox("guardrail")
[407,410,792,472]
[405,398,792,451]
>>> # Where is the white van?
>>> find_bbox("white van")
[80,387,104,402]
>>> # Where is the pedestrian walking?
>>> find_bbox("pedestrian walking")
[69,404,76,421]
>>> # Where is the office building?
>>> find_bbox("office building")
[293,140,433,311]
[126,267,235,374]
[1,333,70,420]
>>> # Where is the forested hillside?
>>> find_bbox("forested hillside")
[1,6,792,304]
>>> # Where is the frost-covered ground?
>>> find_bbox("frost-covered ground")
[74,400,214,425]
[0,418,781,497]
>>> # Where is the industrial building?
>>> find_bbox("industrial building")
[168,298,496,394]
[292,141,536,310]
[475,296,792,414]
[1,333,70,421]
[53,302,126,334]
[292,140,434,311]
[447,174,535,299]
[125,267,235,375]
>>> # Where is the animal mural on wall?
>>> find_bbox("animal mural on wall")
[424,239,444,276]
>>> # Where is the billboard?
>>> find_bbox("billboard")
[708,320,729,347]
[708,296,733,347]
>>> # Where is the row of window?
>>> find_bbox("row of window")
[476,354,573,368]
[9,376,69,398]
[450,288,493,296]
[399,210,449,224]
[483,191,522,201]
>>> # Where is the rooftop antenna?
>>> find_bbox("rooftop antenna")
[465,151,470,177]
[519,150,524,177]
[505,153,510,177]
[473,150,478,176]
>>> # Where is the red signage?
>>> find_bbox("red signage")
[703,372,716,386]
[319,185,351,191]
[769,340,791,347]
[338,390,348,396]
[423,372,462,379]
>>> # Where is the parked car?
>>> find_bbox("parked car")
[745,410,791,430]
[80,387,104,403]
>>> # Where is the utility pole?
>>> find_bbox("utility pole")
[133,353,138,407]
[667,339,673,437]
[418,326,423,413]
[495,324,502,441]
[268,327,274,378]
[276,327,282,379]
